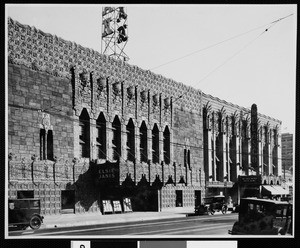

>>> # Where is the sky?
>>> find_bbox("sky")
[6,4,297,134]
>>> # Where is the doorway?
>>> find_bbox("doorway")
[176,190,183,207]
[61,190,75,214]
[194,190,201,207]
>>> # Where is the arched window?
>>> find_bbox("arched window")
[79,108,90,158]
[126,118,135,162]
[112,116,121,161]
[140,121,148,163]
[152,124,159,164]
[96,112,106,159]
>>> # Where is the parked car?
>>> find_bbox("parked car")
[228,197,292,235]
[195,195,228,215]
[9,198,44,230]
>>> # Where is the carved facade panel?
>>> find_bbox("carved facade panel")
[38,112,53,131]
[138,90,148,120]
[8,17,203,114]
[125,85,136,116]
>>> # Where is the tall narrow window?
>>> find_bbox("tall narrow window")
[163,126,170,164]
[140,121,148,163]
[152,124,159,164]
[187,149,191,169]
[47,130,53,160]
[40,129,46,160]
[184,149,187,168]
[40,129,54,160]
[112,115,121,161]
[79,108,90,158]
[96,112,106,159]
[126,118,135,162]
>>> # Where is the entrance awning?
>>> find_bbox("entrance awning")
[262,185,289,195]
[272,185,289,195]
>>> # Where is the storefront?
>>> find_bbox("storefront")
[261,184,289,200]
[237,175,262,204]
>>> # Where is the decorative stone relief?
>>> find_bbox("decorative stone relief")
[96,76,106,97]
[78,69,91,99]
[92,74,107,116]
[127,85,135,101]
[163,97,171,122]
[152,94,159,113]
[227,116,232,137]
[140,90,147,105]
[126,85,135,115]
[38,112,53,131]
[65,162,70,179]
[109,79,122,115]
[8,17,203,113]
[139,90,148,119]
[212,113,219,136]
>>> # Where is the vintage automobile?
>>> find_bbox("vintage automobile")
[8,198,44,230]
[195,195,228,215]
[228,198,292,235]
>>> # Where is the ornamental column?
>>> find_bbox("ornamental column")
[221,131,227,182]
[106,120,113,161]
[121,121,127,162]
[277,133,282,177]
[212,130,217,181]
[258,127,263,175]
[268,130,273,175]
[147,126,152,163]
[207,130,213,181]
[90,118,96,160]
[135,122,141,164]
[159,128,164,163]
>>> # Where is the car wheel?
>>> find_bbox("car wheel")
[222,206,227,214]
[29,216,42,230]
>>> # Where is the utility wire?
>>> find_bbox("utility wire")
[167,13,294,102]
[198,29,266,86]
[149,13,293,71]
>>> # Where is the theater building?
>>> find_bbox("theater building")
[7,17,284,215]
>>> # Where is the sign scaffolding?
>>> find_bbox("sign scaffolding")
[101,7,129,61]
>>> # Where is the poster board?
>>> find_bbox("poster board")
[112,200,122,213]
[123,197,133,212]
[102,200,113,214]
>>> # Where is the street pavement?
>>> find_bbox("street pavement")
[41,207,199,229]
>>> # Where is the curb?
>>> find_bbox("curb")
[41,213,189,229]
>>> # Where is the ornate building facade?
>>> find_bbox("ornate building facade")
[7,17,283,215]
[202,94,283,203]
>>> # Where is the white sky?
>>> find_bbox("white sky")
[6,4,297,134]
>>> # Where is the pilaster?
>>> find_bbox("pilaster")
[121,121,127,161]
[106,120,113,161]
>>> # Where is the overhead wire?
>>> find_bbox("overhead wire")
[149,13,293,71]
[149,13,294,101]
[198,28,266,86]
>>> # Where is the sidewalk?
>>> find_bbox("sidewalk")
[41,207,195,229]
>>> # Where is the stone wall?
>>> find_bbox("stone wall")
[8,63,74,160]
[8,157,100,214]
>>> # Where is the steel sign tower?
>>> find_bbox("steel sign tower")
[101,7,129,61]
